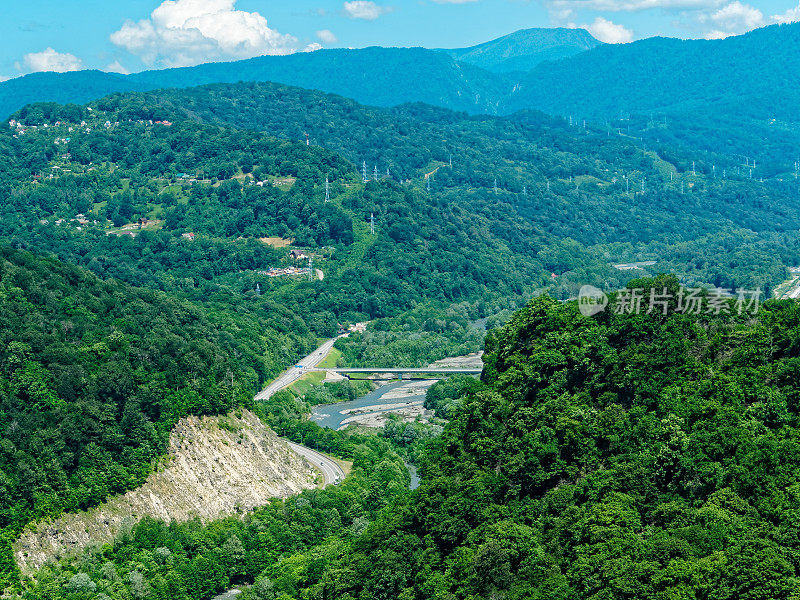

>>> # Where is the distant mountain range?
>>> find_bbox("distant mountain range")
[3,23,800,163]
[0,27,602,119]
[0,46,508,119]
[507,23,800,121]
[440,27,603,73]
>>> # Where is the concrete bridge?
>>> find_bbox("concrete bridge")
[311,367,482,380]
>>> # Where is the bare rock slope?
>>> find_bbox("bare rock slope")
[14,410,318,572]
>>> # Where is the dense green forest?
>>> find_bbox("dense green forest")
[3,85,800,373]
[0,247,323,590]
[12,83,800,299]
[18,274,800,599]
[2,24,800,600]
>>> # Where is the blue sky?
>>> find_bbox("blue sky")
[1,0,798,80]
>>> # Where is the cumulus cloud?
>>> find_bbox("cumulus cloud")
[16,48,84,73]
[708,1,763,29]
[698,1,764,38]
[583,16,634,42]
[316,29,338,44]
[343,1,392,20]
[110,0,298,68]
[771,2,800,23]
[0,75,11,83]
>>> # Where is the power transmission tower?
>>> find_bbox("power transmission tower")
[426,177,431,192]
[370,212,375,235]
[373,165,378,181]
[692,161,696,176]
[522,185,527,197]
[494,178,498,193]
[308,257,313,280]
[325,177,330,203]
[362,161,368,183]
[449,154,452,167]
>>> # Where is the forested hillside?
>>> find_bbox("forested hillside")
[5,84,800,343]
[0,247,319,588]
[506,22,800,165]
[78,82,800,294]
[19,275,800,599]
[511,23,800,121]
[440,27,602,73]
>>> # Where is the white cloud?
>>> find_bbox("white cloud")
[771,2,800,23]
[17,48,84,73]
[110,0,298,68]
[343,1,392,20]
[304,42,323,52]
[316,29,338,43]
[704,1,763,31]
[583,16,634,42]
[697,1,764,37]
[0,75,11,83]
[105,61,130,74]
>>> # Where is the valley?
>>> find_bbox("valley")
[4,16,800,600]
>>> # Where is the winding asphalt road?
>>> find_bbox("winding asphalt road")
[253,336,348,486]
[286,441,346,487]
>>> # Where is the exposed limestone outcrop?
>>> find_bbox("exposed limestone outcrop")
[14,410,318,572]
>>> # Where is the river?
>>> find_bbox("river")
[309,379,436,430]
[310,380,437,491]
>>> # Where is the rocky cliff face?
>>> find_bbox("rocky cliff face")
[14,410,318,572]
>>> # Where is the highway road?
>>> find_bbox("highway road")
[286,441,346,487]
[255,336,342,401]
[253,336,348,486]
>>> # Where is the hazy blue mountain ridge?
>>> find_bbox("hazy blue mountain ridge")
[440,27,602,73]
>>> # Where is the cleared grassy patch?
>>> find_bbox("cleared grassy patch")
[317,347,342,369]
[289,371,326,396]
